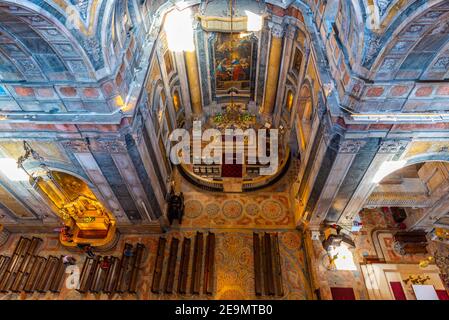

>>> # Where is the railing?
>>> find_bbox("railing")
[178,148,291,192]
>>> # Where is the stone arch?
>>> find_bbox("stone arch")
[32,169,117,247]
[298,81,314,121]
[0,1,96,81]
[150,79,166,115]
[364,0,449,75]
[295,80,314,150]
[404,153,449,169]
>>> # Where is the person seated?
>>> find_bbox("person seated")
[100,257,111,270]
[124,247,134,258]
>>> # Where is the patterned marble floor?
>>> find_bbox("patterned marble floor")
[0,231,313,300]
[177,168,297,230]
[0,166,308,300]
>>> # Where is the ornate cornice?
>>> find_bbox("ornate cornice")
[378,140,409,154]
[339,140,367,154]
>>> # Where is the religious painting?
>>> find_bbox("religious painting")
[214,33,253,94]
[292,48,303,76]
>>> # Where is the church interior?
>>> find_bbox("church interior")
[0,0,449,301]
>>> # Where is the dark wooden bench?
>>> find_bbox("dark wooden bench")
[253,233,263,296]
[129,244,145,294]
[253,233,284,297]
[77,257,97,293]
[10,237,42,292]
[49,256,65,293]
[178,238,191,294]
[164,238,179,294]
[0,237,30,292]
[24,256,46,293]
[0,256,11,289]
[272,234,284,297]
[116,244,133,293]
[191,232,204,295]
[151,238,166,293]
[90,257,105,293]
[203,233,215,295]
[263,233,275,296]
[36,255,60,293]
[103,256,120,294]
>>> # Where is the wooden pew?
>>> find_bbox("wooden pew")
[272,234,284,297]
[90,257,104,293]
[116,244,133,293]
[129,244,145,294]
[151,238,166,293]
[36,256,59,293]
[103,257,120,294]
[49,256,65,293]
[191,232,204,295]
[18,255,37,292]
[0,237,30,292]
[178,238,191,294]
[253,233,263,296]
[77,257,97,293]
[10,237,42,292]
[164,238,179,294]
[203,233,215,295]
[24,257,46,293]
[0,256,10,284]
[263,233,275,296]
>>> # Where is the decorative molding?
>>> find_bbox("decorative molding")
[339,140,367,154]
[89,139,127,153]
[378,140,409,154]
[60,140,90,153]
[269,22,285,38]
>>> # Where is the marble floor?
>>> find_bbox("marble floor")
[0,168,313,300]
[0,230,312,300]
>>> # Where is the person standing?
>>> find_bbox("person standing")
[62,255,77,266]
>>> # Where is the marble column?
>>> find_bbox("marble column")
[274,24,296,127]
[308,140,366,229]
[174,51,193,122]
[337,140,410,226]
[406,184,449,231]
[185,49,203,116]
[261,22,285,117]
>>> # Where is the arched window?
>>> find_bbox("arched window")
[151,84,172,173]
[286,90,294,112]
[296,83,314,150]
[173,90,181,113]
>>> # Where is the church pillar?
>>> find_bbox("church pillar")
[274,24,296,126]
[261,22,284,117]
[337,140,410,226]
[405,184,449,231]
[308,140,366,229]
[185,50,203,117]
[174,51,193,123]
